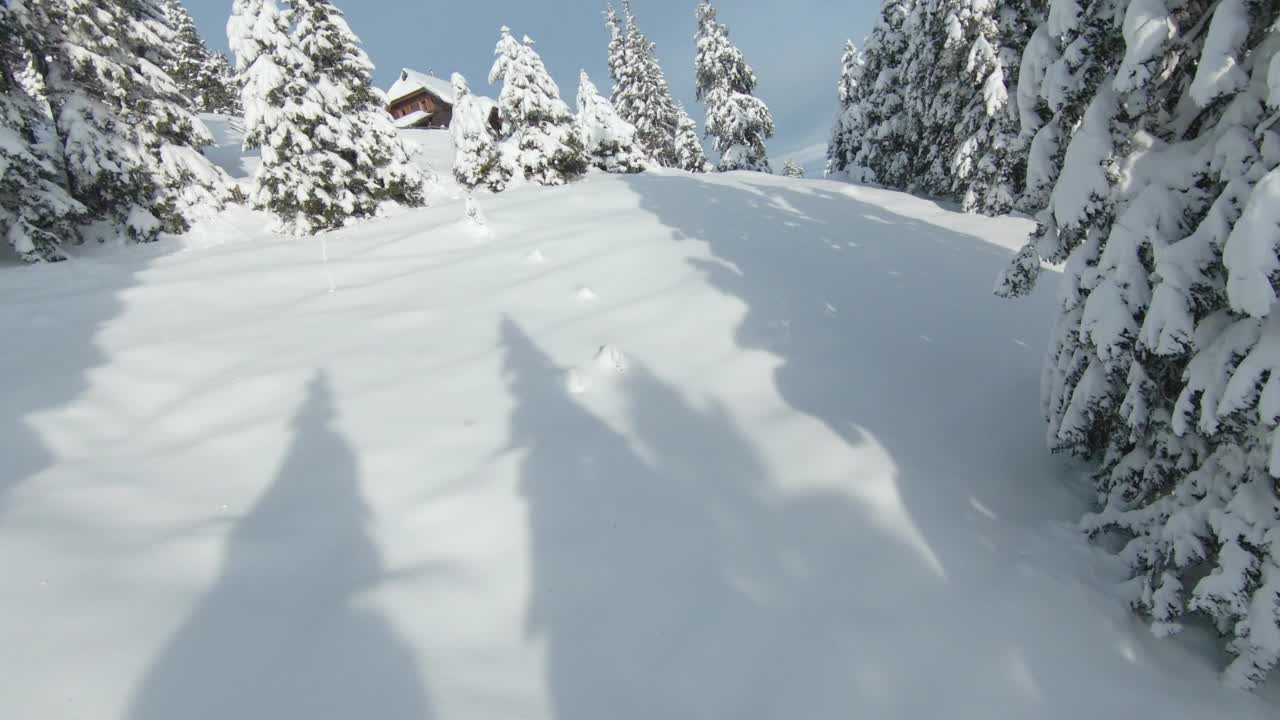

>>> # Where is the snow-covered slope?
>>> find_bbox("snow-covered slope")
[0,139,1275,718]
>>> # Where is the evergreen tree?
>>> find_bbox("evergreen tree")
[576,70,646,174]
[995,0,1280,688]
[825,40,872,181]
[851,0,915,187]
[607,1,682,166]
[0,0,82,262]
[830,0,1031,211]
[693,0,774,172]
[488,28,588,186]
[895,0,952,194]
[781,159,805,178]
[940,0,1034,215]
[604,4,628,95]
[290,0,425,210]
[165,0,240,114]
[230,0,424,234]
[26,0,234,244]
[230,0,329,233]
[449,72,511,192]
[672,104,709,173]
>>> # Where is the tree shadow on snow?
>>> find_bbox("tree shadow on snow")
[575,173,1255,718]
[127,372,434,720]
[503,317,995,719]
[0,243,178,516]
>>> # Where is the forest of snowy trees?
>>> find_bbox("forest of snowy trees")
[1,0,779,259]
[828,0,1280,688]
[824,0,1033,214]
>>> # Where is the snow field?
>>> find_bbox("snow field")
[0,122,1276,716]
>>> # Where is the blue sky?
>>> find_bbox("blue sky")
[186,0,877,172]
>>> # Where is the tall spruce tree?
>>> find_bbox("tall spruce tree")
[606,1,682,166]
[604,4,628,96]
[230,0,330,233]
[230,0,424,234]
[489,28,588,186]
[939,0,1034,215]
[165,0,240,114]
[995,0,1280,688]
[0,0,82,262]
[852,0,915,187]
[895,0,952,193]
[693,0,774,172]
[825,40,871,181]
[290,0,425,210]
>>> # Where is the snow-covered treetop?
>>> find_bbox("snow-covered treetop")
[694,0,757,100]
[489,26,572,130]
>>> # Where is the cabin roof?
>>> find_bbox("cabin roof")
[387,69,455,105]
[393,110,432,129]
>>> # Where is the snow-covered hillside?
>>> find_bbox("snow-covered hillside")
[0,126,1275,719]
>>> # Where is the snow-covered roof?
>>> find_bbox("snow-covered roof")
[394,110,431,129]
[387,69,455,105]
[475,96,498,116]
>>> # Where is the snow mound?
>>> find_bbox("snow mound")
[575,286,598,301]
[565,368,589,395]
[593,344,628,374]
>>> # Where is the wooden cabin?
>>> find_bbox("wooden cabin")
[386,69,455,129]
[385,68,501,132]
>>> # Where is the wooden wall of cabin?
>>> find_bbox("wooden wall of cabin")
[388,90,451,128]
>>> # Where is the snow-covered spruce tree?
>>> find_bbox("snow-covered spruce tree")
[693,0,774,172]
[450,72,511,192]
[782,159,805,178]
[604,4,629,99]
[995,0,1123,298]
[997,0,1280,688]
[0,0,82,262]
[576,70,646,174]
[489,28,588,186]
[942,0,1036,215]
[26,0,234,243]
[118,0,238,221]
[851,0,916,188]
[165,0,240,114]
[830,0,1034,210]
[825,40,873,181]
[607,1,682,166]
[289,0,425,211]
[893,0,955,194]
[605,4,701,172]
[672,104,709,172]
[230,0,333,233]
[231,0,424,234]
